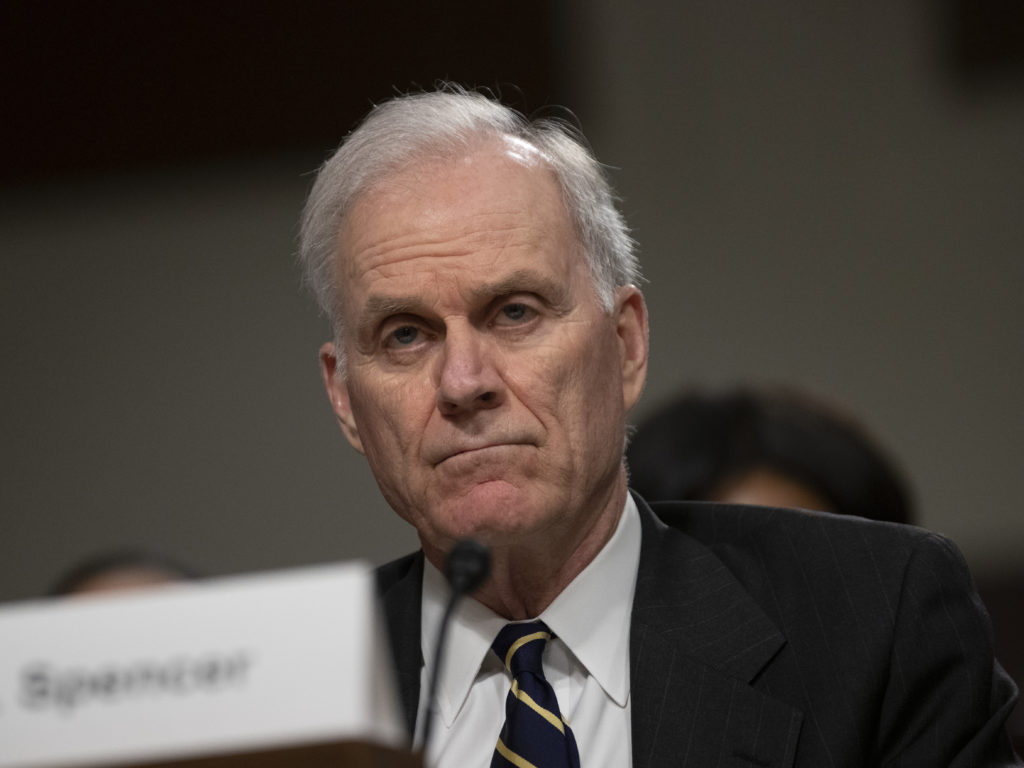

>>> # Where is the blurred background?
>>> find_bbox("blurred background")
[1,0,1020,666]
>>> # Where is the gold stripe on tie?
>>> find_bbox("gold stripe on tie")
[495,737,540,768]
[510,679,567,733]
[504,630,551,670]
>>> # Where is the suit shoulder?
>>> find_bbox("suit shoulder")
[647,499,963,593]
[375,550,423,596]
[650,498,932,546]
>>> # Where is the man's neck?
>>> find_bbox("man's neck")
[430,479,629,620]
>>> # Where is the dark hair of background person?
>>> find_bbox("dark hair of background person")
[626,386,915,525]
[48,548,198,597]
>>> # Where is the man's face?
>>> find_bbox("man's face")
[320,143,647,562]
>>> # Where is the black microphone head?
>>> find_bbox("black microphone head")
[444,539,491,596]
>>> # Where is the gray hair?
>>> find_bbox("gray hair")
[298,86,640,360]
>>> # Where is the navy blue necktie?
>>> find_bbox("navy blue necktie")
[490,621,581,768]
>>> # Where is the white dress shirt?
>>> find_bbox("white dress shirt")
[414,494,641,767]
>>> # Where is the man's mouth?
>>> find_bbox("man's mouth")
[431,441,530,467]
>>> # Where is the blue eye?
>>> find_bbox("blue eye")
[391,326,419,345]
[502,303,528,321]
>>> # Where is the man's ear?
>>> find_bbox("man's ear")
[319,342,365,454]
[615,286,649,412]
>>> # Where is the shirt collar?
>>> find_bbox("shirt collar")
[422,555,506,727]
[540,493,640,707]
[420,494,641,723]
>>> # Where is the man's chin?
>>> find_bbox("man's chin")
[432,482,549,545]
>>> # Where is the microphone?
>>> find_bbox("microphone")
[420,539,491,761]
[443,538,492,596]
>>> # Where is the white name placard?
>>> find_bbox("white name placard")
[0,562,408,767]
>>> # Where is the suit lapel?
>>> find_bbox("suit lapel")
[631,497,803,767]
[377,551,426,739]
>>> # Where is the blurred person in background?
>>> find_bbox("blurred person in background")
[626,386,913,523]
[50,548,195,597]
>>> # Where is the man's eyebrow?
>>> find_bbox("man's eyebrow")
[355,295,424,338]
[470,270,571,307]
[363,294,423,318]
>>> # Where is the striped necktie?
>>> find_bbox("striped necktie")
[490,621,581,768]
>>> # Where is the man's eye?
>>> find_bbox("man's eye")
[499,303,532,323]
[390,326,419,346]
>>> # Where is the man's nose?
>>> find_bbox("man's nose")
[435,328,505,416]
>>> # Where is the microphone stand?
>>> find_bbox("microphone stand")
[419,539,491,764]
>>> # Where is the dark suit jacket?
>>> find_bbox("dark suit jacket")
[376,494,1021,766]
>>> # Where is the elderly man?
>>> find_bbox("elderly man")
[299,87,1019,768]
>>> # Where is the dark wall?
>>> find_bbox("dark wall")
[3,1,561,184]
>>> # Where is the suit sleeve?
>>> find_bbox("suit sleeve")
[877,531,1021,767]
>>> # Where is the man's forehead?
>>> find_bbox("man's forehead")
[338,146,574,273]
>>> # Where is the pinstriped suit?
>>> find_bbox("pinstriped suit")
[377,494,1021,767]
